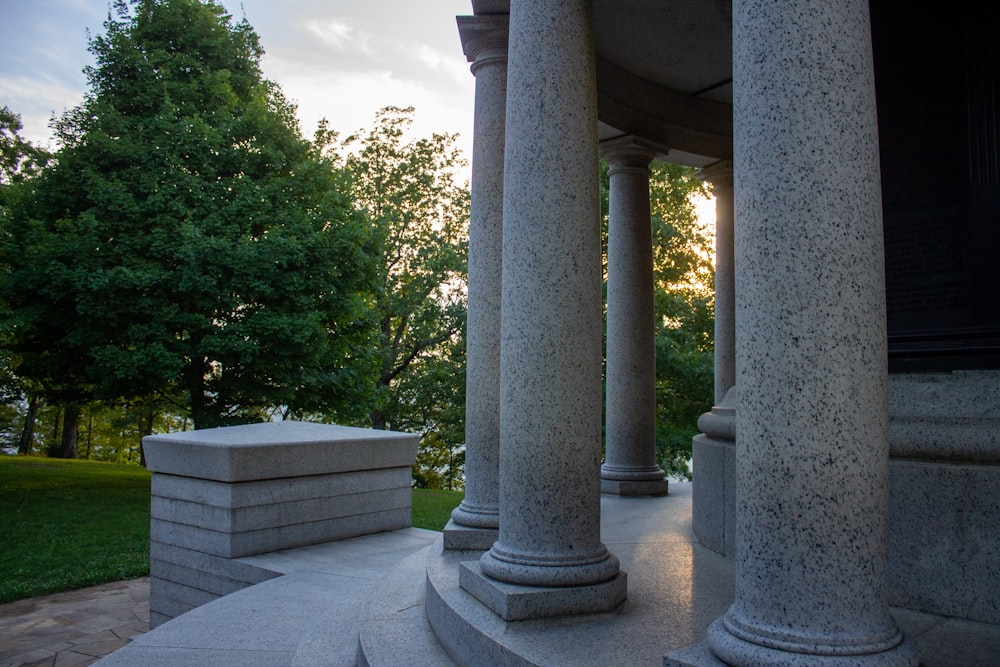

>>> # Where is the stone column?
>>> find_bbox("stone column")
[691,161,736,557]
[600,136,668,497]
[443,13,508,551]
[459,0,625,621]
[706,2,919,664]
[702,161,735,406]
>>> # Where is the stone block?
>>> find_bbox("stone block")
[149,611,171,629]
[600,478,669,496]
[150,558,252,598]
[143,421,419,482]
[691,434,735,559]
[145,421,419,623]
[888,371,1000,460]
[441,519,497,551]
[150,577,217,615]
[150,467,408,507]
[664,640,729,667]
[151,507,412,558]
[888,458,1000,624]
[151,486,411,533]
[150,540,279,587]
[150,518,232,557]
[458,561,627,621]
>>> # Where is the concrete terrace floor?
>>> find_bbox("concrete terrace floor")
[3,484,999,666]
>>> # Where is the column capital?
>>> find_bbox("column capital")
[599,135,658,171]
[698,159,733,189]
[457,14,509,73]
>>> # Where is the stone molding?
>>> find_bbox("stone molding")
[457,14,509,73]
[697,159,733,188]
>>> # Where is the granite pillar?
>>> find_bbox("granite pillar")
[444,13,508,551]
[691,161,736,557]
[702,161,735,406]
[460,0,625,620]
[706,1,919,664]
[600,136,668,497]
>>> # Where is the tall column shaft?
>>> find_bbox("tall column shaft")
[708,1,918,664]
[480,0,619,588]
[601,137,667,496]
[703,162,735,405]
[447,15,508,546]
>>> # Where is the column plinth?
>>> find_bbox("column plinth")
[600,136,667,497]
[444,14,508,550]
[461,0,625,620]
[705,1,919,664]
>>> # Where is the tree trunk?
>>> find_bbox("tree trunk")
[139,408,154,467]
[187,352,214,430]
[84,408,93,459]
[17,395,42,455]
[50,408,62,456]
[370,408,387,431]
[59,403,80,459]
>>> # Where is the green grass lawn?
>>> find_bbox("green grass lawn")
[411,488,463,531]
[0,455,463,604]
[0,456,152,604]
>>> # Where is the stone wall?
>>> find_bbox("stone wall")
[693,371,1000,625]
[886,371,1000,625]
[144,421,419,627]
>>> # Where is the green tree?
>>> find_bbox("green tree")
[0,106,50,185]
[650,161,714,480]
[0,0,378,439]
[342,107,469,485]
[0,107,52,454]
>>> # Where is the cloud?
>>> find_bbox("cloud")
[262,50,472,139]
[1,0,477,155]
[305,19,375,56]
[0,73,85,147]
[409,43,470,86]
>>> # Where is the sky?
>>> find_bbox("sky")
[0,0,715,222]
[0,0,476,159]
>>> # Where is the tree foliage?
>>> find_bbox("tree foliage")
[649,162,715,480]
[0,0,378,438]
[0,107,50,185]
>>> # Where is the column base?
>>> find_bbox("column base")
[601,477,668,496]
[442,518,498,551]
[706,617,921,666]
[479,542,622,587]
[600,463,668,496]
[664,640,729,667]
[450,500,499,529]
[459,560,627,621]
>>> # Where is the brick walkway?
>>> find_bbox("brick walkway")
[0,578,149,667]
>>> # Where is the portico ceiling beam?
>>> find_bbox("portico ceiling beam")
[596,57,732,160]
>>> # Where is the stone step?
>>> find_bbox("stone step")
[422,491,737,667]
[356,544,457,666]
[96,528,439,666]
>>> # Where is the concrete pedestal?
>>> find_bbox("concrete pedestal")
[691,387,737,559]
[145,421,418,626]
